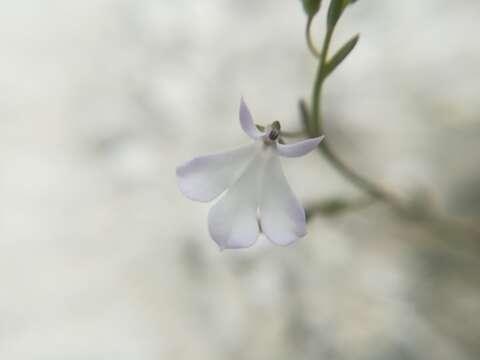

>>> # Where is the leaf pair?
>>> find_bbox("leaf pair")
[301,0,359,77]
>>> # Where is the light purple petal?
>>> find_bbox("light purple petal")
[176,144,256,202]
[208,153,266,249]
[275,135,325,158]
[260,156,306,246]
[240,97,265,140]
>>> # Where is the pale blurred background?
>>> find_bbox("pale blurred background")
[0,0,479,359]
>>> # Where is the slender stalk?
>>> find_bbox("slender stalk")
[306,16,321,58]
[319,142,408,214]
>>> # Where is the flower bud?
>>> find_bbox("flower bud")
[301,0,322,17]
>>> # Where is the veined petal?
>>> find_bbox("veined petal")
[208,153,266,249]
[275,135,324,158]
[176,144,256,202]
[240,97,265,140]
[260,156,306,246]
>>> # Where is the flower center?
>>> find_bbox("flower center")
[268,128,280,141]
[263,121,281,145]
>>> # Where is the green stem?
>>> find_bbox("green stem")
[318,142,408,214]
[305,16,321,58]
[310,27,333,136]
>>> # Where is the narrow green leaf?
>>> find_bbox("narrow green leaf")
[327,0,358,30]
[325,34,359,76]
[305,199,350,219]
[342,0,358,8]
[327,0,344,30]
[301,0,322,17]
[305,196,374,220]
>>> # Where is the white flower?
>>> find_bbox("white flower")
[176,98,324,249]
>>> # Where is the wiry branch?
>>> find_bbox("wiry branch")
[301,5,480,238]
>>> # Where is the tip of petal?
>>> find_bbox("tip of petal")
[307,135,325,147]
[263,230,306,247]
[239,97,265,140]
[275,136,324,157]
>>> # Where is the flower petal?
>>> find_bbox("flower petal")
[260,156,306,246]
[176,144,256,202]
[208,153,266,249]
[275,135,325,158]
[240,97,265,140]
